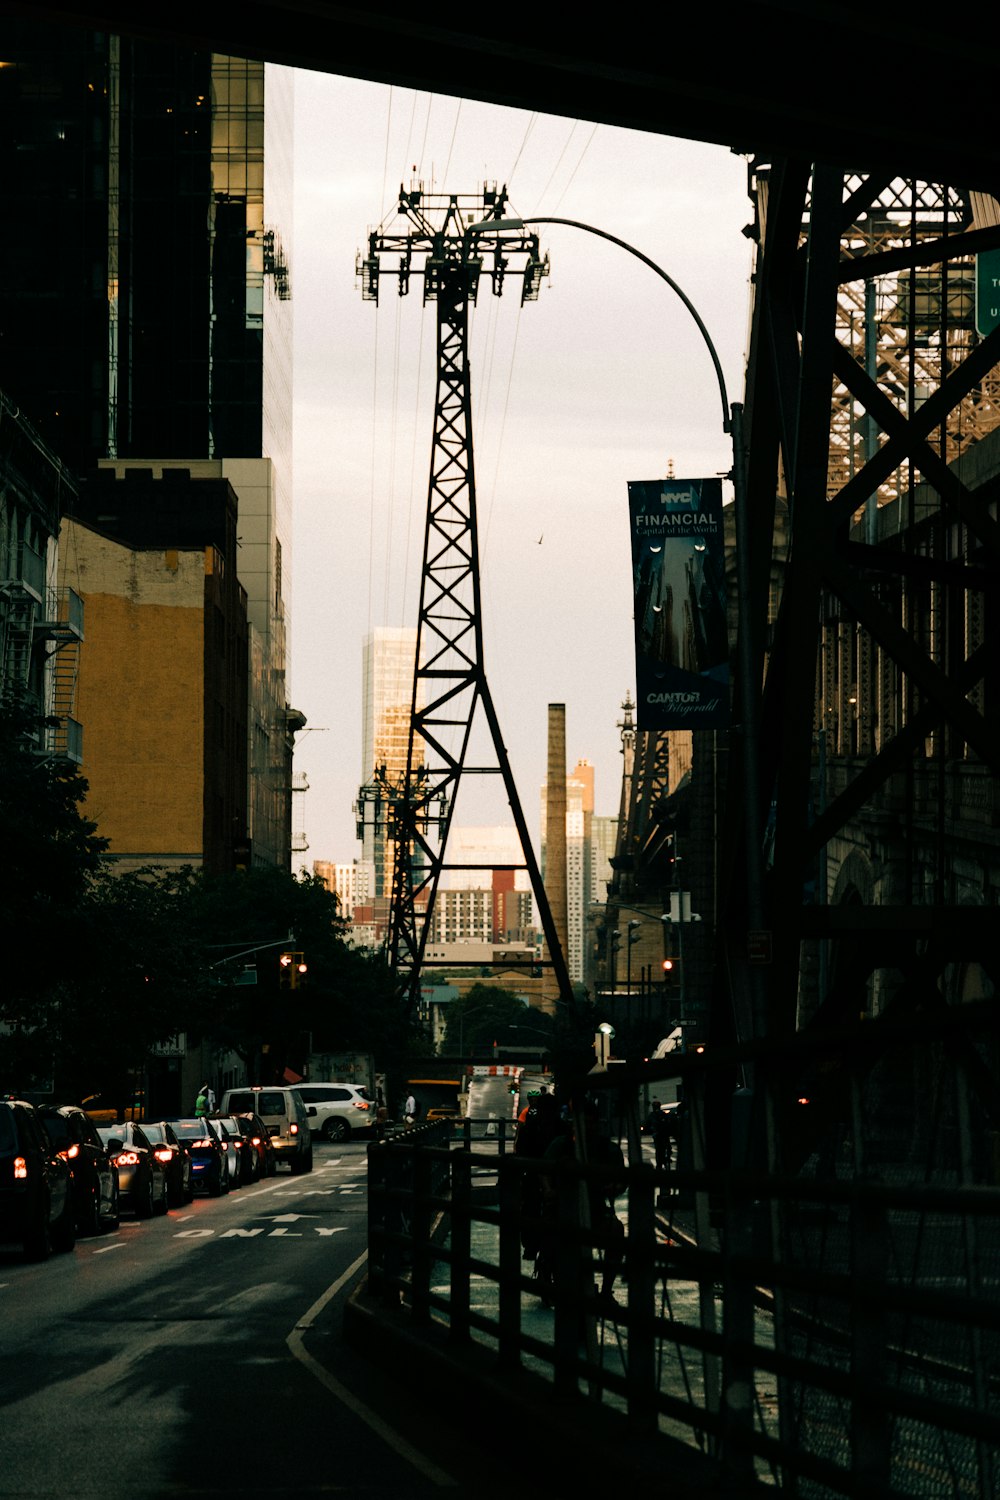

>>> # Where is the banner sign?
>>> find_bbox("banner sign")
[628,476,729,730]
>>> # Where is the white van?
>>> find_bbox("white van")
[220,1086,313,1174]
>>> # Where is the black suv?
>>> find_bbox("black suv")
[0,1098,76,1260]
[39,1104,120,1236]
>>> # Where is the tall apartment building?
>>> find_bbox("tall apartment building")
[427,880,534,945]
[590,814,618,907]
[357,627,422,898]
[0,395,82,755]
[0,29,300,867]
[313,858,375,919]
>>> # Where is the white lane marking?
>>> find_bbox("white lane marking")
[286,1253,457,1488]
[92,1242,128,1254]
[171,1226,350,1240]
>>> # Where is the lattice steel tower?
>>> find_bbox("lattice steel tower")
[358,184,573,1016]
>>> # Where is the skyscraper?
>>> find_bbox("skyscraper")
[357,627,423,899]
[541,757,596,984]
[0,27,299,867]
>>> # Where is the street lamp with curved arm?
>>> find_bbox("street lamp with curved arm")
[452,1003,491,1056]
[470,214,731,432]
[467,209,765,1041]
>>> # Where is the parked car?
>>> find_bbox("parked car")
[0,1098,76,1259]
[165,1117,229,1197]
[213,1115,245,1189]
[97,1122,168,1218]
[141,1121,193,1207]
[221,1114,261,1184]
[293,1082,375,1143]
[236,1112,276,1178]
[39,1104,119,1235]
[220,1087,313,1173]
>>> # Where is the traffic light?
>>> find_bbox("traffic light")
[662,957,680,988]
[279,952,306,989]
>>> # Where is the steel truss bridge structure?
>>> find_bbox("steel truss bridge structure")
[730,166,999,1048]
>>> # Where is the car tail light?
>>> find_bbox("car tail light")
[14,1156,27,1180]
[353,1101,370,1111]
[154,1148,173,1164]
[192,1138,212,1148]
[115,1150,141,1166]
[289,1123,298,1135]
[251,1136,261,1147]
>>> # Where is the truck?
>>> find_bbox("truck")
[306,1051,376,1098]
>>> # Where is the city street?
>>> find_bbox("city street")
[0,1141,504,1499]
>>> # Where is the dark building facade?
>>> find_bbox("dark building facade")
[0,25,299,868]
[0,29,284,469]
[61,468,249,874]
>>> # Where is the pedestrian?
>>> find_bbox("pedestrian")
[538,1097,626,1316]
[514,1089,563,1265]
[204,1083,216,1114]
[195,1086,209,1118]
[646,1097,671,1172]
[403,1091,417,1129]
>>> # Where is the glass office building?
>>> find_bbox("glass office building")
[0,30,292,472]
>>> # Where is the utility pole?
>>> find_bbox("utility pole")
[358,184,573,1018]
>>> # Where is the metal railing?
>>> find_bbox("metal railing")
[364,1006,1000,1496]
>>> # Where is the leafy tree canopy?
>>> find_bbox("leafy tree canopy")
[0,688,107,1027]
[443,983,554,1053]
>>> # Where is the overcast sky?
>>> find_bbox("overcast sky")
[288,67,753,873]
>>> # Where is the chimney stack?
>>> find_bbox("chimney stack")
[543,703,569,1013]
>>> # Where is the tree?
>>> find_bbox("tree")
[443,984,549,1053]
[174,866,419,1083]
[0,689,108,1089]
[54,865,209,1108]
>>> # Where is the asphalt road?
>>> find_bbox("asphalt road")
[0,1140,503,1499]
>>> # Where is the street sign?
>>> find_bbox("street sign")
[748,929,772,964]
[975,249,1000,337]
[668,889,692,922]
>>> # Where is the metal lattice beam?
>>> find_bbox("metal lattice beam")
[362,185,572,1017]
[729,163,1000,1046]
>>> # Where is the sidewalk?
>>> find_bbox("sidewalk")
[344,1136,771,1496]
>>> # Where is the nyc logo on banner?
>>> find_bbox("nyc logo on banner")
[628,476,730,730]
